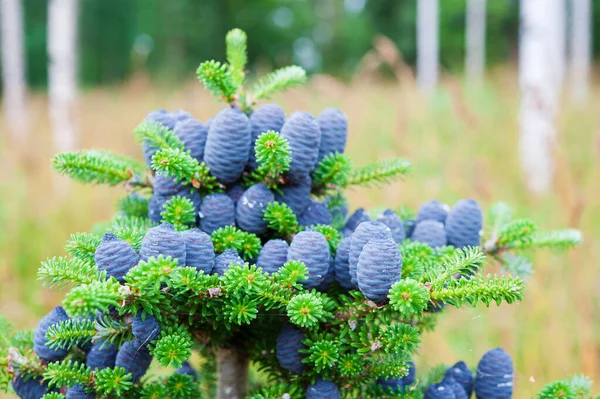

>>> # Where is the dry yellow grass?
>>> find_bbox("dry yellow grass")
[0,71,598,397]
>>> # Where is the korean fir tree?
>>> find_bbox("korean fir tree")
[0,28,591,399]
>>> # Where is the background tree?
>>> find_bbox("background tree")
[1,0,27,140]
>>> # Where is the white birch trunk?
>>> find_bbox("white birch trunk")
[465,0,486,82]
[48,0,78,152]
[1,0,27,139]
[417,0,439,93]
[519,0,565,195]
[568,0,591,102]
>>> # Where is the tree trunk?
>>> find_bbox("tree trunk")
[465,0,486,82]
[48,0,78,152]
[217,346,249,399]
[568,0,591,102]
[1,0,27,140]
[417,0,439,93]
[519,0,565,195]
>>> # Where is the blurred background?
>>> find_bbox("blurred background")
[1,0,599,397]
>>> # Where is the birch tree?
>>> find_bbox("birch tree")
[519,0,566,195]
[1,0,27,140]
[568,0,592,102]
[465,0,486,82]
[417,0,439,93]
[48,0,79,152]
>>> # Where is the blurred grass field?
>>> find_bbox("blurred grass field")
[0,69,599,397]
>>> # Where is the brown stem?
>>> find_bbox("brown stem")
[217,346,249,399]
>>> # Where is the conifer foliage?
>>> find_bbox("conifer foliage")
[0,29,589,399]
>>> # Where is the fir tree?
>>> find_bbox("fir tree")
[0,28,590,399]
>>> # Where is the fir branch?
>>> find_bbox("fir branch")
[160,196,196,231]
[42,360,92,389]
[531,229,583,250]
[239,232,262,260]
[95,367,133,396]
[134,120,184,151]
[165,374,199,398]
[45,318,96,350]
[118,194,149,219]
[38,257,105,290]
[250,65,307,101]
[211,226,247,254]
[344,157,412,187]
[41,393,66,399]
[425,246,485,288]
[152,148,220,192]
[487,202,514,233]
[312,153,352,189]
[52,150,145,186]
[224,294,259,325]
[430,274,525,307]
[388,279,430,316]
[226,28,248,88]
[263,202,298,237]
[303,339,339,372]
[497,219,537,248]
[500,254,534,280]
[287,293,325,328]
[65,233,102,264]
[152,330,193,369]
[381,324,421,354]
[254,131,291,187]
[196,60,237,102]
[222,264,267,294]
[110,215,154,251]
[93,316,133,348]
[125,255,179,291]
[63,279,123,317]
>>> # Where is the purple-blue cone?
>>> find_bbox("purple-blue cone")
[248,103,286,169]
[199,193,236,234]
[205,117,213,131]
[148,193,170,223]
[316,108,348,163]
[378,361,416,392]
[86,341,118,370]
[306,379,341,399]
[442,377,468,399]
[11,375,53,399]
[446,199,483,249]
[132,310,161,344]
[377,209,406,243]
[115,340,153,383]
[317,257,335,292]
[417,200,449,224]
[140,223,186,266]
[176,361,198,381]
[404,218,416,238]
[334,236,354,290]
[357,231,402,302]
[474,348,514,399]
[170,109,191,122]
[204,108,251,184]
[275,324,306,375]
[174,118,208,163]
[446,361,473,396]
[274,176,312,215]
[298,201,333,227]
[33,306,70,362]
[95,233,140,281]
[226,184,246,206]
[425,382,456,399]
[213,248,244,276]
[282,111,321,179]
[411,220,447,249]
[287,230,330,290]
[236,183,274,234]
[66,384,95,399]
[343,208,371,236]
[257,239,289,274]
[182,228,214,274]
[154,173,186,196]
[349,221,391,286]
[142,110,176,167]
